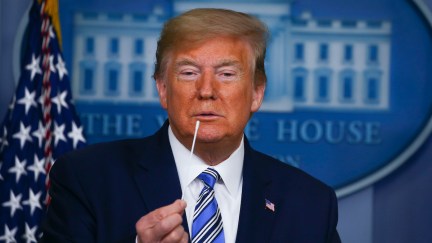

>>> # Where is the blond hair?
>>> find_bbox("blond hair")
[153,8,269,85]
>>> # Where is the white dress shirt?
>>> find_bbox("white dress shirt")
[168,126,244,243]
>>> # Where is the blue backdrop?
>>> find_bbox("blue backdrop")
[1,1,432,242]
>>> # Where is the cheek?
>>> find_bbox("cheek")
[167,84,195,113]
[170,85,193,102]
[228,93,253,119]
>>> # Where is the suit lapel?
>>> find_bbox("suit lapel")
[235,140,276,243]
[131,122,189,233]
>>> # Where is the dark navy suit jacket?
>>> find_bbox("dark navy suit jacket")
[41,122,341,243]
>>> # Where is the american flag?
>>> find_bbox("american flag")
[265,199,275,212]
[0,0,86,242]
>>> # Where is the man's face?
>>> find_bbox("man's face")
[156,36,265,148]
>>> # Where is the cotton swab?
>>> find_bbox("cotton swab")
[190,120,200,158]
[182,120,200,200]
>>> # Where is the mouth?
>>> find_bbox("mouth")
[194,111,221,120]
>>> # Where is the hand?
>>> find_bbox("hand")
[136,199,188,243]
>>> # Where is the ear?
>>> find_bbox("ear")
[251,82,266,112]
[156,78,168,110]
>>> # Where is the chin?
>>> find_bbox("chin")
[197,131,225,144]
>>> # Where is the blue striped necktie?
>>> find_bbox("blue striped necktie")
[191,168,225,243]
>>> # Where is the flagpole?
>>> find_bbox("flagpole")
[40,0,54,205]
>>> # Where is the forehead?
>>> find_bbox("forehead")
[169,36,254,67]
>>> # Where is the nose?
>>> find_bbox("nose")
[196,71,217,100]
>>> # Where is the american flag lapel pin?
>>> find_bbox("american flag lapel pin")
[265,199,275,212]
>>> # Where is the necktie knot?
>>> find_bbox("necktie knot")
[197,168,221,189]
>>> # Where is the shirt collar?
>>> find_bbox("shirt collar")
[168,125,244,196]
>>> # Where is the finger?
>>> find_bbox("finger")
[160,225,188,243]
[137,199,186,229]
[180,231,189,243]
[136,200,186,242]
[152,213,184,240]
[139,213,183,242]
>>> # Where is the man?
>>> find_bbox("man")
[41,8,341,243]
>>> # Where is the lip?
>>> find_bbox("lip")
[193,111,222,120]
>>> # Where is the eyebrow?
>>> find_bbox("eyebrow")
[174,59,199,69]
[214,59,242,69]
[174,58,243,70]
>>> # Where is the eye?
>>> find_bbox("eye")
[181,71,196,76]
[177,67,199,81]
[217,69,238,81]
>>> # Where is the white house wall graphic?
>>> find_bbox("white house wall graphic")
[60,0,432,197]
[71,1,392,112]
